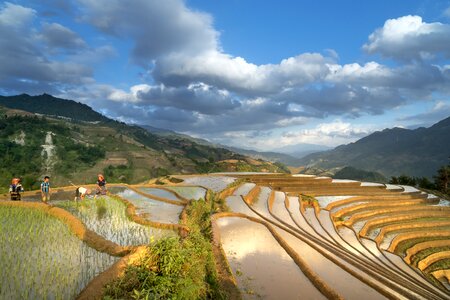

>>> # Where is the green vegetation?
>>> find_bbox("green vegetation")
[0,94,109,122]
[0,115,104,191]
[425,259,450,273]
[389,162,450,198]
[333,166,387,183]
[104,195,225,299]
[104,164,134,184]
[395,236,450,256]
[0,94,288,189]
[0,205,117,299]
[300,194,318,206]
[54,134,105,176]
[411,246,450,266]
[55,197,174,246]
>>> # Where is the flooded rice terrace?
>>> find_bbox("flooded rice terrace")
[55,196,176,245]
[212,173,450,299]
[108,186,184,224]
[1,173,449,299]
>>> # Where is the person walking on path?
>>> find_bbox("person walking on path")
[96,174,107,196]
[40,176,51,203]
[9,178,23,201]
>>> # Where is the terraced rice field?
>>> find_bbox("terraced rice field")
[2,174,449,299]
[55,196,176,245]
[213,173,450,299]
[0,204,118,299]
[0,184,192,299]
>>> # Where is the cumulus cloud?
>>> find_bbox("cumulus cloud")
[363,15,450,60]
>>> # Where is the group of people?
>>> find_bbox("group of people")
[8,174,107,202]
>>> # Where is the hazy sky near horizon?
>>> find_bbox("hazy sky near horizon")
[1,0,450,150]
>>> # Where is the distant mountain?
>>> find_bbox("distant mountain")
[223,146,302,167]
[141,125,301,167]
[140,125,215,146]
[273,143,332,158]
[299,116,450,178]
[333,166,387,183]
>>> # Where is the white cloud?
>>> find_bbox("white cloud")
[280,121,375,146]
[363,15,450,60]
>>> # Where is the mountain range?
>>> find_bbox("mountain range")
[299,117,450,178]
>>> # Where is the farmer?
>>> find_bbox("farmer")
[9,178,24,201]
[95,174,107,196]
[74,187,91,201]
[40,176,51,203]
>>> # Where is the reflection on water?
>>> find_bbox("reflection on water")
[138,187,180,201]
[233,183,256,197]
[177,176,236,192]
[109,187,183,224]
[217,217,326,299]
[315,195,354,208]
[164,186,206,200]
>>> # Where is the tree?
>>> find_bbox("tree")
[434,165,450,194]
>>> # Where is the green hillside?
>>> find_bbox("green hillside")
[0,95,287,192]
[333,166,387,183]
[0,94,109,122]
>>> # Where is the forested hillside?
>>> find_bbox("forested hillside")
[0,100,286,192]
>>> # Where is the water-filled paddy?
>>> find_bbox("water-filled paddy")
[0,206,118,299]
[137,187,180,201]
[315,195,354,208]
[164,186,206,200]
[176,175,235,192]
[55,196,175,245]
[217,216,326,299]
[233,183,256,197]
[108,187,184,224]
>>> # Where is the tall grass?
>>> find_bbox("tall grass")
[104,195,225,299]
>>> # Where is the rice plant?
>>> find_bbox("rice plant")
[55,196,176,245]
[0,206,118,299]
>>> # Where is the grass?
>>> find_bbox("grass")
[104,194,226,299]
[0,206,117,299]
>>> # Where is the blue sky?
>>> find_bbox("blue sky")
[1,0,450,151]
